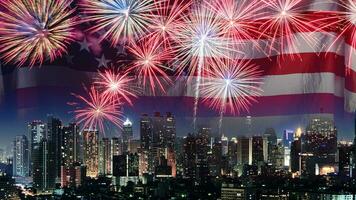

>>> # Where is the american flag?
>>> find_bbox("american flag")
[0,0,355,134]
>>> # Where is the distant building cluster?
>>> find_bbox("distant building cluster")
[1,113,356,199]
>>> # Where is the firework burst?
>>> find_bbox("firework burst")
[0,0,76,66]
[126,39,172,94]
[200,58,263,115]
[205,0,266,52]
[172,4,241,128]
[319,0,356,71]
[80,0,157,45]
[70,87,124,132]
[95,69,137,105]
[143,0,192,49]
[259,0,319,57]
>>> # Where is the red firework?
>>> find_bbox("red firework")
[126,39,172,94]
[144,0,192,49]
[70,87,124,132]
[95,69,137,105]
[205,0,266,52]
[259,0,320,58]
[317,0,356,72]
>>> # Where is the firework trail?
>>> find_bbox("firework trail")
[200,58,263,133]
[95,69,137,105]
[173,3,241,129]
[0,0,76,66]
[80,0,157,45]
[126,39,172,95]
[259,0,320,59]
[70,86,124,133]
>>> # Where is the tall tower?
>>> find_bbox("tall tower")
[352,114,356,177]
[13,135,29,177]
[99,138,111,175]
[46,115,62,178]
[83,129,99,178]
[122,119,133,153]
[28,120,45,174]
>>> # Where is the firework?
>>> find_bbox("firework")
[143,0,192,49]
[319,0,356,71]
[200,58,263,115]
[126,39,172,94]
[259,0,319,57]
[95,69,137,105]
[71,87,124,132]
[80,0,157,45]
[172,4,240,128]
[0,0,76,66]
[205,0,266,52]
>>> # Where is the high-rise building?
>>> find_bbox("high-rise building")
[283,130,294,147]
[303,118,337,176]
[183,134,197,179]
[140,114,152,152]
[165,112,176,149]
[338,142,352,177]
[228,138,238,169]
[290,139,302,173]
[112,153,139,177]
[83,129,99,178]
[122,119,133,153]
[263,128,277,163]
[352,115,356,177]
[196,128,210,179]
[13,135,29,177]
[29,120,56,192]
[111,137,123,156]
[302,118,337,174]
[237,137,250,166]
[61,123,81,167]
[221,135,229,156]
[0,149,5,164]
[46,115,62,178]
[129,139,140,154]
[32,138,56,191]
[249,136,265,167]
[139,112,176,175]
[99,138,111,175]
[270,141,285,171]
[28,120,45,174]
[61,163,86,188]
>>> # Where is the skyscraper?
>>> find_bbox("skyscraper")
[29,120,56,191]
[249,136,265,167]
[263,128,277,163]
[28,120,45,174]
[111,137,123,156]
[140,114,152,152]
[13,135,29,177]
[61,123,81,168]
[283,130,294,147]
[183,134,197,179]
[139,112,176,175]
[338,142,352,177]
[46,115,62,179]
[122,119,133,153]
[83,129,99,178]
[99,138,112,175]
[165,112,176,149]
[303,118,337,176]
[237,137,250,166]
[32,138,56,191]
